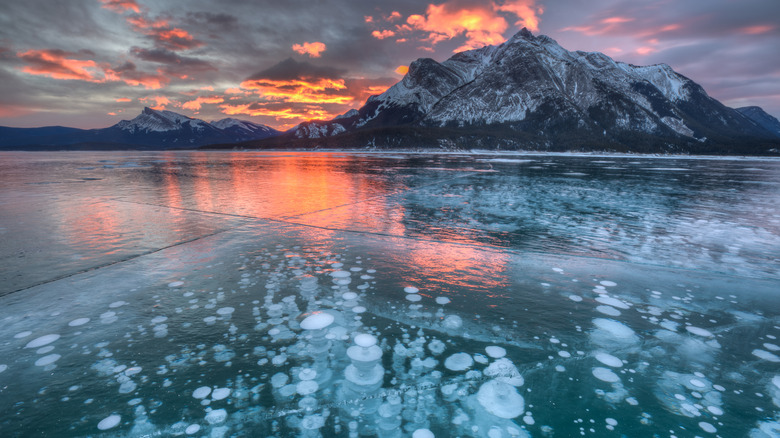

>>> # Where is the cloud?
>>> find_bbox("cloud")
[106,61,169,89]
[130,47,217,74]
[395,65,409,75]
[372,30,396,40]
[139,95,173,110]
[115,97,132,102]
[182,95,225,110]
[370,0,544,52]
[98,0,140,14]
[17,49,104,82]
[292,41,327,58]
[495,0,544,32]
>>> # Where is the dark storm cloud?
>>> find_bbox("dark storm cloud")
[130,47,216,72]
[246,58,347,82]
[185,12,239,30]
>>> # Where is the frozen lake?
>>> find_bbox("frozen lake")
[1,151,779,437]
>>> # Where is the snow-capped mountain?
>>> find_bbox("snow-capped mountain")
[0,108,280,149]
[286,28,778,154]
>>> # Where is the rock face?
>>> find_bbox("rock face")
[286,28,778,154]
[0,108,280,150]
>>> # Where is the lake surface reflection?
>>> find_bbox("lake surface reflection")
[1,151,779,437]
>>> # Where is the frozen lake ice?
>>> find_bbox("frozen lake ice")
[0,151,779,437]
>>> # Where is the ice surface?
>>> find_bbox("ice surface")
[592,367,620,383]
[594,352,623,368]
[24,334,60,349]
[97,414,121,430]
[444,353,474,371]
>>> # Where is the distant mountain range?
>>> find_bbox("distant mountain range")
[3,29,780,154]
[0,107,279,150]
[235,28,780,155]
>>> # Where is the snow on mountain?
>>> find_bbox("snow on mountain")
[288,28,777,153]
[116,107,209,133]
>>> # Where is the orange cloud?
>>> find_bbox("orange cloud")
[494,0,544,32]
[292,41,327,58]
[395,65,409,75]
[407,3,509,52]
[219,103,332,120]
[364,15,374,23]
[140,95,172,109]
[739,25,775,35]
[372,30,396,40]
[99,0,140,13]
[153,28,202,51]
[387,11,402,21]
[115,97,132,102]
[601,16,634,25]
[241,78,354,105]
[636,46,657,55]
[182,95,225,110]
[17,49,103,82]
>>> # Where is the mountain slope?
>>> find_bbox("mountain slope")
[0,108,280,150]
[736,106,780,138]
[273,29,778,154]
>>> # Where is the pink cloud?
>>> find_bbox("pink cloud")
[292,41,327,58]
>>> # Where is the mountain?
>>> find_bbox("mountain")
[736,106,780,138]
[0,108,280,150]
[243,28,779,154]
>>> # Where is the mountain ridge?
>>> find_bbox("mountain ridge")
[238,28,779,155]
[0,107,280,150]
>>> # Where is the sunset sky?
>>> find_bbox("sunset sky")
[1,0,778,130]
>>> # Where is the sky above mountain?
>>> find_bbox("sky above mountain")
[1,0,778,130]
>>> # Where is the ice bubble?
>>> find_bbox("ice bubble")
[14,331,32,339]
[299,368,317,381]
[552,267,564,273]
[404,286,419,293]
[0,364,6,373]
[442,315,463,330]
[485,346,506,358]
[352,306,366,313]
[689,378,706,388]
[596,305,621,316]
[707,406,724,415]
[68,318,90,327]
[193,386,212,399]
[594,353,623,368]
[272,354,287,366]
[168,281,184,288]
[35,354,61,367]
[474,354,488,364]
[342,292,358,300]
[36,346,54,354]
[606,418,617,426]
[485,358,523,386]
[765,343,780,351]
[685,326,714,337]
[355,333,377,348]
[698,421,716,433]
[558,351,571,358]
[428,339,446,355]
[205,408,227,425]
[185,424,200,434]
[435,297,451,305]
[300,312,335,330]
[118,381,137,394]
[271,373,289,388]
[600,281,617,287]
[412,429,434,438]
[477,380,525,419]
[595,296,630,309]
[296,380,319,395]
[445,353,474,371]
[25,334,60,349]
[330,270,350,278]
[216,307,234,316]
[203,316,217,325]
[97,414,121,430]
[591,318,637,344]
[592,367,620,383]
[569,295,583,302]
[212,387,231,400]
[109,301,127,308]
[752,349,780,362]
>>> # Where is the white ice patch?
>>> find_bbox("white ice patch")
[596,305,621,316]
[68,318,90,327]
[14,331,32,339]
[752,349,780,362]
[599,281,617,287]
[216,307,235,316]
[485,346,506,358]
[699,421,716,433]
[594,352,623,368]
[444,353,474,371]
[185,424,200,434]
[404,286,419,293]
[168,281,184,288]
[205,408,227,425]
[405,294,422,302]
[25,334,60,349]
[569,295,583,302]
[34,354,61,367]
[595,296,630,309]
[592,367,620,383]
[212,387,231,400]
[435,297,451,305]
[0,364,7,373]
[685,326,714,337]
[109,301,127,308]
[193,386,212,399]
[97,414,121,430]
